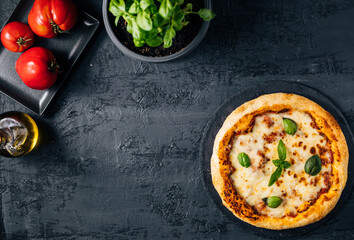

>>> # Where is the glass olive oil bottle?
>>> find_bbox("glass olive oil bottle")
[0,112,38,157]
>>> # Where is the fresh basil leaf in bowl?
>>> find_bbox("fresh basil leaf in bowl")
[136,11,153,31]
[198,8,216,21]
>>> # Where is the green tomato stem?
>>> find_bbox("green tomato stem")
[50,20,69,34]
[16,37,32,47]
[48,59,60,73]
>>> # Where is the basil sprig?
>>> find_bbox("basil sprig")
[238,152,251,168]
[263,196,282,208]
[283,118,297,135]
[305,154,322,176]
[268,140,291,186]
[109,0,216,48]
[268,166,282,186]
[277,139,286,161]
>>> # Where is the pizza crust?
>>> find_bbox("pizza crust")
[211,93,348,229]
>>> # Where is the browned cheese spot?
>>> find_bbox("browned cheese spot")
[310,147,316,154]
[263,131,285,143]
[262,115,274,128]
[276,180,283,187]
[299,177,307,186]
[310,177,319,187]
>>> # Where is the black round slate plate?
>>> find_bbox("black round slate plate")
[200,81,354,238]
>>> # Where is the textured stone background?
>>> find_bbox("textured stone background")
[0,0,354,239]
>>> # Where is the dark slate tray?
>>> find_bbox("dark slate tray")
[0,0,99,115]
[200,81,354,238]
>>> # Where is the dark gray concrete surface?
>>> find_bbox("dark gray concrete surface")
[0,0,354,239]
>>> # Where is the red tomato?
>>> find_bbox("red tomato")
[0,22,35,52]
[28,0,78,38]
[15,47,59,90]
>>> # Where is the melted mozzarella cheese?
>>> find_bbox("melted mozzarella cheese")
[229,111,331,218]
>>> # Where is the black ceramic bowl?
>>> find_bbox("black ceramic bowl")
[102,0,212,62]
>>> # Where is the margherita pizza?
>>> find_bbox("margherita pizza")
[211,93,348,229]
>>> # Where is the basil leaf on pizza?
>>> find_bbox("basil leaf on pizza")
[211,93,348,230]
[238,152,251,168]
[272,159,282,167]
[263,196,282,208]
[305,154,322,176]
[277,139,286,161]
[282,161,291,169]
[283,118,297,135]
[269,140,291,186]
[268,166,283,187]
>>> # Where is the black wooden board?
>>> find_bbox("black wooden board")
[0,0,99,115]
[200,81,354,239]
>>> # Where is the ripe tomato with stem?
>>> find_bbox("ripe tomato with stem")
[1,21,35,52]
[15,47,60,90]
[28,0,78,38]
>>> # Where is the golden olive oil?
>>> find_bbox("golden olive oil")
[0,111,39,157]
